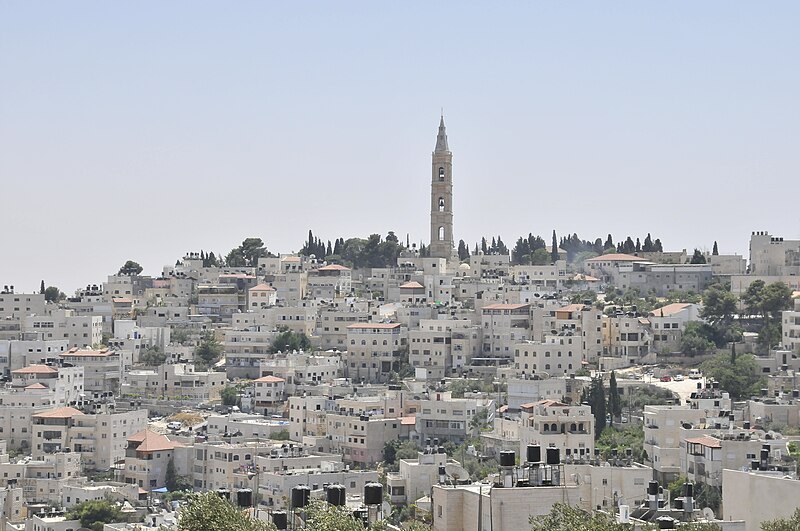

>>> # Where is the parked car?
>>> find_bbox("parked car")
[688,369,702,379]
[167,421,183,430]
[660,375,672,382]
[674,374,684,381]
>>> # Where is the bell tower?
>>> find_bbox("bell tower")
[429,115,454,259]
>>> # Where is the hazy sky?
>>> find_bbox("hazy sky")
[1,2,799,293]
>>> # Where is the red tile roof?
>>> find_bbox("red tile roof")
[650,303,692,317]
[129,429,178,452]
[33,407,84,419]
[586,253,642,262]
[685,435,722,448]
[399,281,425,289]
[249,283,276,291]
[61,348,113,357]
[24,383,48,390]
[255,375,285,383]
[13,365,58,375]
[317,264,351,272]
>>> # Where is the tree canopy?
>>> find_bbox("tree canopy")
[118,260,143,276]
[194,334,223,367]
[701,352,765,400]
[44,285,66,303]
[761,508,800,531]
[226,238,270,267]
[529,502,720,531]
[65,499,124,531]
[269,329,312,353]
[178,491,276,531]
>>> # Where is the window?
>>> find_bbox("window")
[438,197,445,212]
[438,226,445,241]
[438,167,445,181]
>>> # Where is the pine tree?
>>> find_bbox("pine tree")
[590,377,607,439]
[40,280,45,295]
[457,239,469,261]
[326,240,333,257]
[608,371,622,424]
[604,234,614,250]
[643,233,654,252]
[654,238,663,252]
[551,230,559,263]
[712,241,719,256]
[481,237,488,254]
[635,238,641,253]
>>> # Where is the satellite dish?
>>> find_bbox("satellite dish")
[702,507,716,520]
[445,463,469,481]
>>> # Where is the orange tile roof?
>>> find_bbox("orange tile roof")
[129,429,178,452]
[33,407,84,419]
[650,303,692,317]
[112,297,133,303]
[347,323,401,330]
[400,416,416,425]
[249,283,276,291]
[586,253,642,262]
[317,264,351,271]
[399,281,425,289]
[255,375,285,383]
[685,435,722,448]
[13,365,58,375]
[24,383,48,390]
[572,273,600,282]
[62,348,113,357]
[556,304,586,314]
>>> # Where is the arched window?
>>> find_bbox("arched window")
[438,197,445,212]
[438,167,445,181]
[543,424,549,432]
[550,423,557,432]
[438,226,445,240]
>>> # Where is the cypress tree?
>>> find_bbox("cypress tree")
[608,371,622,423]
[551,230,559,263]
[40,280,45,295]
[712,241,719,256]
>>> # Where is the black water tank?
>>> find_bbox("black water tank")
[326,484,345,506]
[437,446,446,454]
[499,451,516,467]
[625,448,633,457]
[793,389,799,399]
[751,460,760,470]
[546,447,560,465]
[674,498,684,510]
[217,488,231,501]
[648,480,659,496]
[433,438,440,447]
[291,485,310,508]
[272,511,288,530]
[438,465,446,476]
[236,489,252,507]
[364,482,383,505]
[743,420,751,429]
[527,444,541,463]
[684,483,693,497]
[761,388,768,397]
[658,516,676,529]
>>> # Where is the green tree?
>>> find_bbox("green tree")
[303,499,365,531]
[700,284,738,329]
[742,280,766,318]
[712,241,719,255]
[551,230,559,263]
[457,239,470,261]
[118,260,143,276]
[531,248,551,265]
[65,499,124,531]
[165,457,192,492]
[178,491,276,531]
[596,425,645,462]
[701,352,765,400]
[226,238,269,267]
[194,334,223,367]
[762,508,800,531]
[44,286,65,303]
[139,346,166,366]
[529,502,720,531]
[608,371,621,422]
[39,280,45,294]
[269,329,312,353]
[221,385,240,407]
[588,377,606,439]
[690,249,706,264]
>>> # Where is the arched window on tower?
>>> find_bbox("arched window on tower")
[438,226,445,241]
[438,197,445,212]
[438,167,445,181]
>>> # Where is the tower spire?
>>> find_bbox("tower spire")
[435,114,449,152]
